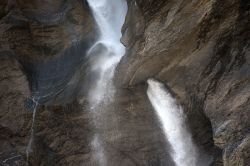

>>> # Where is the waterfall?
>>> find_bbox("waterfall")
[147,79,199,166]
[86,1,127,165]
[91,134,107,166]
[26,98,39,162]
[86,0,127,108]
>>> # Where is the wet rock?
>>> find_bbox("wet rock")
[0,0,249,165]
[0,0,97,165]
[115,0,250,165]
[28,86,175,166]
[0,0,97,105]
[0,57,30,165]
[0,151,26,166]
[223,135,250,166]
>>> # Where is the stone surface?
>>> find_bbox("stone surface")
[115,0,250,165]
[0,0,97,165]
[28,86,175,166]
[0,0,97,105]
[0,57,30,165]
[0,0,249,165]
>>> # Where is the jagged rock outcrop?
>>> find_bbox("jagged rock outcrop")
[116,0,250,165]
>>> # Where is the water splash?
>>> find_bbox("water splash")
[86,1,127,165]
[91,134,107,166]
[26,98,39,162]
[86,0,127,108]
[147,79,199,166]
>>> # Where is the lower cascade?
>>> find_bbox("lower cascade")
[147,79,200,166]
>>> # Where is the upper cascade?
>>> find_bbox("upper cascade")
[86,0,127,107]
[87,0,127,42]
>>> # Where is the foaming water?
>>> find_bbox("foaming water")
[147,79,199,166]
[86,0,127,165]
[86,0,127,108]
[26,98,39,162]
[91,134,107,166]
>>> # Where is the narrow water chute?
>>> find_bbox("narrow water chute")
[85,1,127,165]
[147,79,199,166]
[86,0,127,107]
[26,98,39,161]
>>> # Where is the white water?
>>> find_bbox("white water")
[91,134,107,166]
[86,0,127,108]
[26,98,39,162]
[86,1,127,165]
[147,79,199,166]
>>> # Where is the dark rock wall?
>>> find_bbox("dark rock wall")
[116,0,250,165]
[0,0,97,165]
[0,0,97,105]
[0,57,30,165]
[29,87,175,166]
[0,0,249,165]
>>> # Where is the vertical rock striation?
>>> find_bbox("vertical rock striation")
[0,0,97,165]
[115,0,250,165]
[0,0,249,165]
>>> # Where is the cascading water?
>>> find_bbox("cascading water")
[147,79,199,166]
[86,0,127,108]
[85,0,127,165]
[91,134,107,166]
[26,98,39,162]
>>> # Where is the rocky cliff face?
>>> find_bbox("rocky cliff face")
[1,0,96,105]
[0,57,30,165]
[0,0,249,165]
[0,0,97,165]
[116,0,250,165]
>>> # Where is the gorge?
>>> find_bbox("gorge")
[0,0,249,166]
